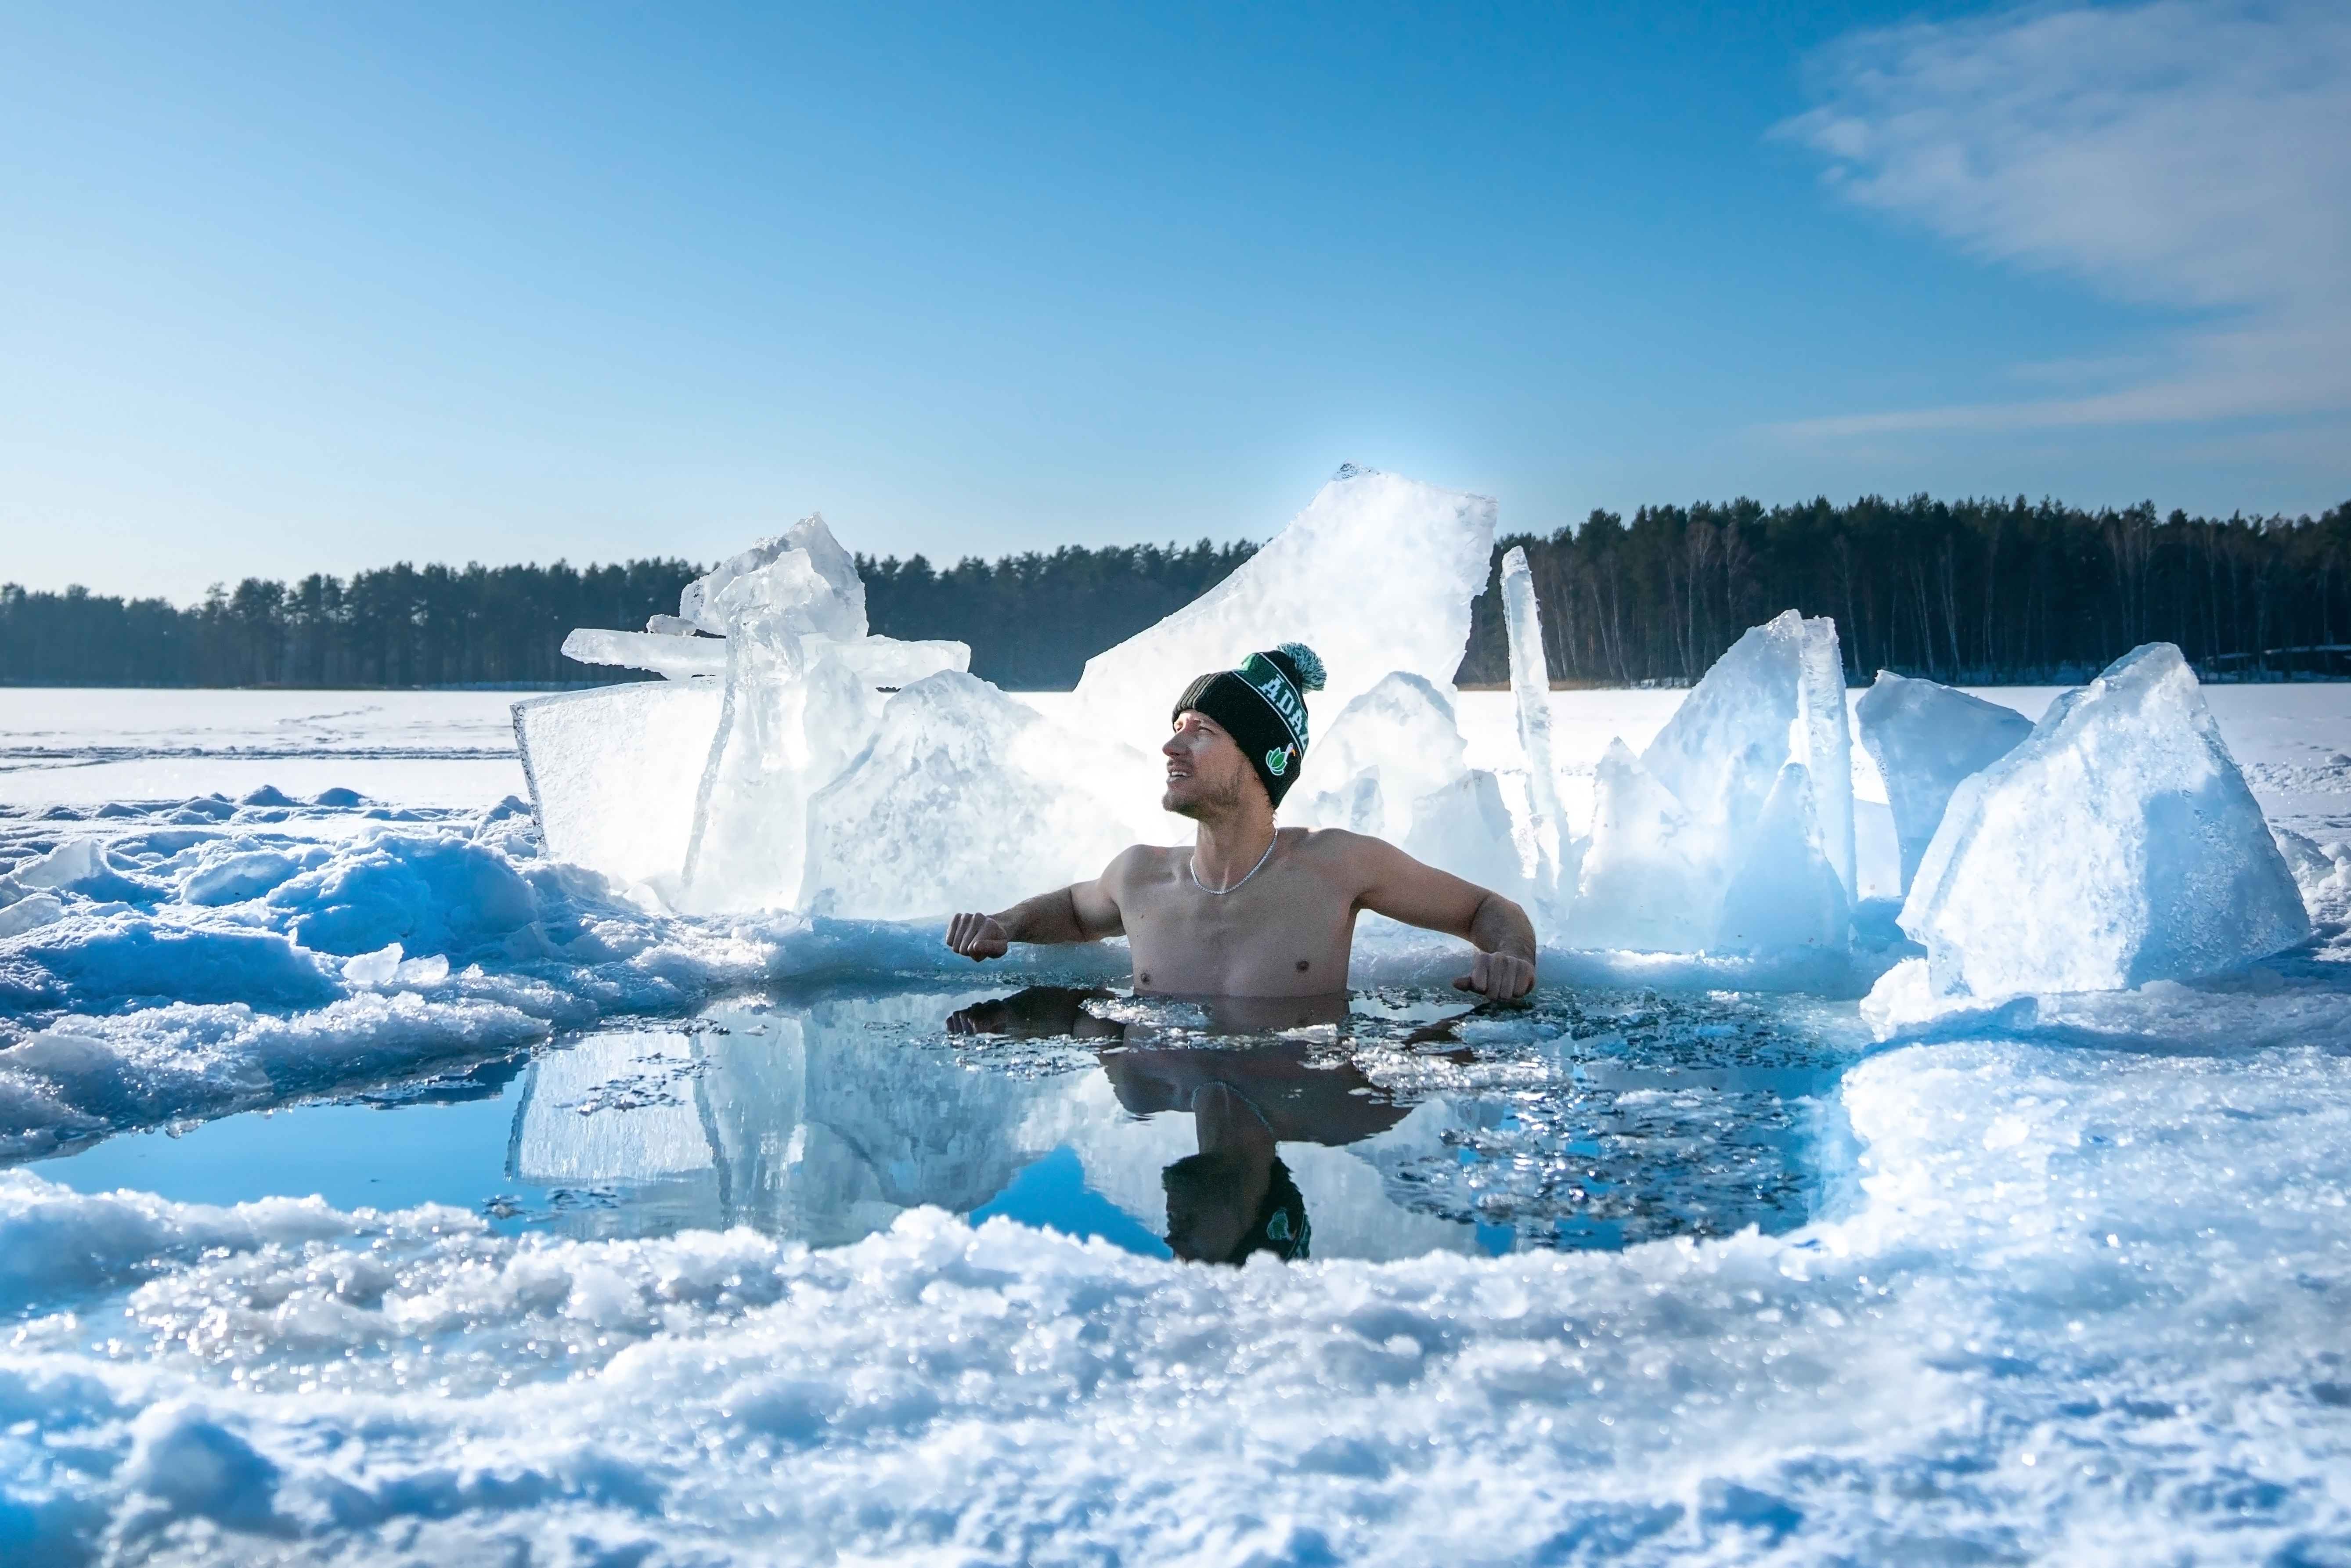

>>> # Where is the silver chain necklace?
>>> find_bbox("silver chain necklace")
[1190,830,1279,896]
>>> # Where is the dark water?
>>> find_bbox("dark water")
[36,984,1864,1262]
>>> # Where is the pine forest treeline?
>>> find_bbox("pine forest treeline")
[1456,494,2351,687]
[5,496,2349,690]
[856,541,1260,689]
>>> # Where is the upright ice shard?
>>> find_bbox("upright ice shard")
[1500,546,1567,912]
[1561,741,1717,952]
[1065,466,1496,770]
[1855,671,2034,891]
[1280,671,1528,895]
[1896,642,2308,999]
[1641,611,1854,903]
[520,514,967,906]
[1714,763,1849,952]
[514,681,722,888]
[1286,673,1473,843]
[1563,610,1856,953]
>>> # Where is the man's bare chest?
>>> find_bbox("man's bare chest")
[1119,859,1357,992]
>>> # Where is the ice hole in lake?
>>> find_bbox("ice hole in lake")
[40,981,1861,1262]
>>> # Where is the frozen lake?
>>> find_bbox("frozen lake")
[3,683,2349,1561]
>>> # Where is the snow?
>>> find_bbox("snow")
[1,1028,2345,1561]
[1855,670,2035,891]
[11,516,2351,1556]
[1879,643,2310,1024]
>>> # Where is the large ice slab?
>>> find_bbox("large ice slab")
[804,672,1150,920]
[1892,642,2309,1003]
[520,476,1511,915]
[1855,671,2034,891]
[1065,466,1496,767]
[515,682,721,888]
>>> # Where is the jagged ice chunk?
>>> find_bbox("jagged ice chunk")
[1894,641,2308,1000]
[1856,670,2034,891]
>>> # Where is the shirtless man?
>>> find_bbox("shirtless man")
[945,642,1537,1001]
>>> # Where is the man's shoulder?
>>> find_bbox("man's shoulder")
[1104,842,1183,881]
[1282,825,1397,863]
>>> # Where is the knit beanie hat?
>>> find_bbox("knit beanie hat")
[1170,642,1327,807]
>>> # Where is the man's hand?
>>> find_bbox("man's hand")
[946,912,1010,961]
[1453,949,1536,1000]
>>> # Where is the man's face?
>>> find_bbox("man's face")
[1162,711,1258,817]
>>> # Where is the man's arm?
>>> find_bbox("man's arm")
[1343,834,1537,999]
[945,856,1128,960]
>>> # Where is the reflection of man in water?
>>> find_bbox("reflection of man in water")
[946,987,1412,1265]
[1162,1084,1308,1263]
[945,643,1536,1000]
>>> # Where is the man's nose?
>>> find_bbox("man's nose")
[1162,732,1185,758]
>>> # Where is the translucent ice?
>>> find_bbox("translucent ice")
[559,627,727,681]
[1714,762,1850,953]
[1855,670,2034,891]
[1500,545,1568,904]
[1065,465,1496,769]
[1565,611,1855,954]
[803,672,1150,920]
[1282,672,1527,894]
[1287,673,1471,842]
[1642,610,1853,902]
[514,681,722,889]
[1892,642,2309,1005]
[1561,740,1717,952]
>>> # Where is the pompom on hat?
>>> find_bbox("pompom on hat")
[1170,642,1327,807]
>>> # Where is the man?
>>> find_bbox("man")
[946,643,1537,1000]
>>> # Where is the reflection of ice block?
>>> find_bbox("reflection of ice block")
[1855,671,2034,891]
[514,1033,714,1184]
[1897,642,2308,998]
[693,995,1057,1247]
[1715,763,1849,952]
[1066,466,1496,765]
[1642,609,1854,902]
[1561,741,1716,952]
[513,682,721,887]
[803,672,1146,920]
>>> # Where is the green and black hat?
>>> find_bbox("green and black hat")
[1171,642,1327,807]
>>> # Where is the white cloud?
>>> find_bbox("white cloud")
[1779,0,2351,436]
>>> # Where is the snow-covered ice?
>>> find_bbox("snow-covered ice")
[9,487,2351,1557]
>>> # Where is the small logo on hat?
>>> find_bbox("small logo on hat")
[1266,745,1293,776]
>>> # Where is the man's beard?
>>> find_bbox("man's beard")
[1163,769,1248,819]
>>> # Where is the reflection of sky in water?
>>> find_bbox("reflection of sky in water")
[39,983,1864,1262]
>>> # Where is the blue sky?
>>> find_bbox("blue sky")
[4,1,2345,600]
